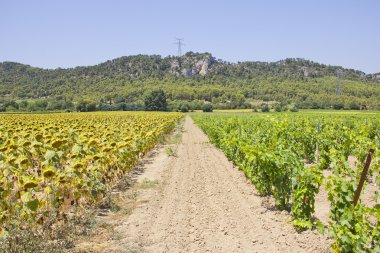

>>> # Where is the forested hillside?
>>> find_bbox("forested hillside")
[1,52,379,112]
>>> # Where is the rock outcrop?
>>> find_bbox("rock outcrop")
[169,53,215,77]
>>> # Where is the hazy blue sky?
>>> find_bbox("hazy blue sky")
[1,0,379,73]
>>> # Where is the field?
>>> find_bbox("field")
[1,110,379,252]
[0,112,182,245]
[192,111,380,252]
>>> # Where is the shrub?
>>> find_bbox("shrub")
[144,89,167,111]
[288,103,299,112]
[202,103,213,112]
[261,104,270,112]
[180,104,189,113]
[274,103,283,112]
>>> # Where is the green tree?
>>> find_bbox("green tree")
[34,100,48,110]
[274,103,283,112]
[180,103,189,112]
[202,103,213,112]
[144,89,167,111]
[76,100,88,112]
[288,103,299,112]
[87,102,97,111]
[63,101,74,110]
[19,100,28,111]
[261,103,270,112]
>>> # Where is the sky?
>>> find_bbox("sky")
[1,0,379,73]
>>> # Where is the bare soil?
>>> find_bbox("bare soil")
[314,165,379,225]
[70,116,330,253]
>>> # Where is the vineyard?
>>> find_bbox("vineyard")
[0,111,182,248]
[192,112,380,252]
[1,110,379,252]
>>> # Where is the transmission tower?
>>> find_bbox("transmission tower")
[174,38,185,57]
[336,69,343,95]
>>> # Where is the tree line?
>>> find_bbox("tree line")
[1,53,379,112]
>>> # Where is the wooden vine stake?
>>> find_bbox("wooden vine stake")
[353,148,375,206]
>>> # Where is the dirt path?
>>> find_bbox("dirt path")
[72,116,329,253]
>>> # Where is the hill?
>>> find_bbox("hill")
[0,52,379,111]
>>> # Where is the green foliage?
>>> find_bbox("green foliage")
[292,165,322,230]
[288,103,299,112]
[274,103,283,112]
[202,103,213,112]
[261,103,270,112]
[1,54,380,112]
[76,100,97,112]
[144,89,167,111]
[191,111,380,252]
[326,157,380,252]
[180,104,189,113]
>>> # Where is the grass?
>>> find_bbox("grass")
[165,146,178,157]
[0,110,67,114]
[213,109,253,113]
[139,179,160,189]
[190,109,380,117]
[190,108,380,115]
[299,109,380,115]
[160,117,184,158]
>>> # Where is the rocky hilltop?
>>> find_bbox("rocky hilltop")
[0,52,378,80]
[170,52,215,77]
[0,52,379,111]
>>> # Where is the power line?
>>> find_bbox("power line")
[174,38,185,57]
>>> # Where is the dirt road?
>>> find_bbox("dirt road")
[73,116,329,253]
